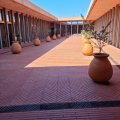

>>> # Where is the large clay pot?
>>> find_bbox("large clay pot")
[57,34,61,38]
[11,41,21,54]
[88,53,113,83]
[82,34,85,40]
[82,37,89,45]
[53,34,57,40]
[46,36,52,42]
[33,38,41,46]
[82,41,93,56]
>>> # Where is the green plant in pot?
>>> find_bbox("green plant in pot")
[88,21,113,84]
[81,31,93,56]
[81,14,94,45]
[46,29,52,42]
[52,28,57,40]
[11,36,22,54]
[81,30,88,44]
[32,24,41,46]
[81,14,89,43]
[81,23,94,56]
[57,34,61,38]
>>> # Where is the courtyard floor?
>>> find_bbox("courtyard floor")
[0,35,120,120]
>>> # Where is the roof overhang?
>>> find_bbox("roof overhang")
[86,0,120,21]
[58,17,84,22]
[0,0,58,22]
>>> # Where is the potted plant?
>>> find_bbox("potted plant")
[32,24,41,46]
[81,30,89,45]
[53,34,57,40]
[57,34,61,38]
[46,29,52,42]
[46,36,52,42]
[81,14,89,44]
[11,36,22,54]
[82,40,93,56]
[81,24,94,56]
[52,28,57,40]
[88,21,113,84]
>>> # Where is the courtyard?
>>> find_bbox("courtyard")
[0,35,120,119]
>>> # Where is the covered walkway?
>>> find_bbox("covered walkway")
[0,35,120,119]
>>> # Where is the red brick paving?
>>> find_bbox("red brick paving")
[0,108,120,120]
[0,35,120,119]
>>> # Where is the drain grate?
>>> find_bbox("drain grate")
[0,100,120,113]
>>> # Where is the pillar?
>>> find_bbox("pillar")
[0,24,2,48]
[116,5,120,48]
[71,22,72,35]
[77,21,78,34]
[65,23,67,36]
[10,10,15,42]
[112,7,116,46]
[54,22,56,35]
[3,8,10,47]
[60,23,61,35]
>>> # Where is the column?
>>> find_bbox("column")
[107,12,110,43]
[38,19,41,38]
[21,14,26,43]
[109,10,112,42]
[10,10,15,41]
[32,17,34,39]
[60,23,61,35]
[77,21,78,34]
[65,23,67,36]
[112,7,116,46]
[3,8,10,47]
[24,15,29,42]
[27,16,30,42]
[82,21,84,30]
[15,12,22,43]
[43,20,45,38]
[29,16,32,42]
[118,6,120,48]
[0,25,2,48]
[39,19,42,38]
[116,5,120,48]
[41,20,43,39]
[54,22,56,35]
[71,22,72,35]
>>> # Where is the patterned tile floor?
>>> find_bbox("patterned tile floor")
[0,34,120,119]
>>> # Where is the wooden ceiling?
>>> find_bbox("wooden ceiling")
[86,0,120,20]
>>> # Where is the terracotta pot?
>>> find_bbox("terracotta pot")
[82,41,93,56]
[82,37,89,45]
[46,36,52,42]
[53,34,57,40]
[88,53,113,83]
[57,34,61,38]
[11,41,21,54]
[82,34,85,39]
[33,38,40,46]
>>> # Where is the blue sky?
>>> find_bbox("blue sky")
[29,0,91,18]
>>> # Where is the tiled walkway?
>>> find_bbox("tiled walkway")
[0,35,120,120]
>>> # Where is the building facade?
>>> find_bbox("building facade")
[0,0,83,52]
[0,0,57,50]
[86,0,120,48]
